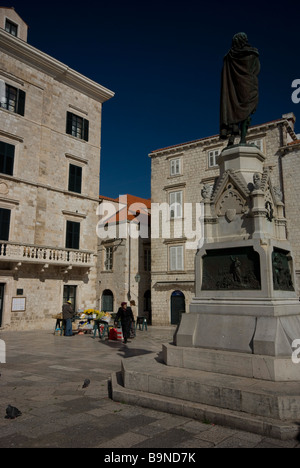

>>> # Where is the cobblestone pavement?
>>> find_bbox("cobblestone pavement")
[0,326,299,449]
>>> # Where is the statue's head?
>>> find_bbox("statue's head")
[232,32,248,49]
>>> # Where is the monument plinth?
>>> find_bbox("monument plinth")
[111,146,300,441]
[174,143,300,380]
[111,34,300,439]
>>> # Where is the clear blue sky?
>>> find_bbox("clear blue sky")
[5,1,300,199]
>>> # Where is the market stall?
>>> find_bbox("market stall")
[52,309,124,341]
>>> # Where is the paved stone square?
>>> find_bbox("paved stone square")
[0,326,299,449]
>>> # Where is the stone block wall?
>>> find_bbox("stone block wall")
[0,27,113,330]
[281,146,300,295]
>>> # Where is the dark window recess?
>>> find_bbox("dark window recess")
[66,111,89,141]
[5,19,18,36]
[65,221,80,250]
[0,141,15,175]
[68,164,82,193]
[0,84,25,116]
[63,285,77,310]
[0,208,11,241]
[102,289,114,312]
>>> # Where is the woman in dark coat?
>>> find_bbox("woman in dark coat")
[115,302,134,344]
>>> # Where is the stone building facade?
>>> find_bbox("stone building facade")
[150,113,300,325]
[97,194,151,322]
[0,8,114,329]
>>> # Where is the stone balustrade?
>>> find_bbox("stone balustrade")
[0,242,94,266]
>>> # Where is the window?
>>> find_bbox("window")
[0,83,25,116]
[66,112,89,141]
[105,246,113,271]
[65,221,80,250]
[170,191,182,219]
[249,139,263,151]
[169,245,184,271]
[170,158,181,176]
[144,249,151,271]
[5,19,18,37]
[0,208,11,241]
[68,164,82,194]
[208,149,220,168]
[63,285,76,310]
[0,141,14,176]
[102,289,114,312]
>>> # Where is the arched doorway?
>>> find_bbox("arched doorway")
[171,290,185,325]
[101,289,114,312]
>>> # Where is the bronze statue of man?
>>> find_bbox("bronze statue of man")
[220,32,260,146]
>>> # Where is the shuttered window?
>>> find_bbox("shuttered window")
[66,112,89,141]
[68,164,82,194]
[169,245,184,271]
[169,191,182,219]
[0,82,25,116]
[0,208,11,241]
[65,221,80,250]
[0,141,15,176]
[102,290,114,312]
[249,139,263,151]
[170,158,181,176]
[208,150,220,168]
[105,247,113,271]
[5,19,18,36]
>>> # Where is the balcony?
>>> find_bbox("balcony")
[0,241,94,268]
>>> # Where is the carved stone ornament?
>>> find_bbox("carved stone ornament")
[216,184,247,218]
[0,180,9,195]
[201,184,213,200]
[265,201,274,222]
[273,186,283,202]
[225,208,236,222]
[253,172,262,190]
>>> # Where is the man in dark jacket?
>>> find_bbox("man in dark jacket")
[115,302,134,344]
[62,300,74,336]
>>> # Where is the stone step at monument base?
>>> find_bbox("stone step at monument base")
[110,352,300,440]
[163,343,300,382]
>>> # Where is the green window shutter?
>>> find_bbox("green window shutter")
[66,221,80,250]
[0,208,11,241]
[0,142,15,175]
[68,164,82,193]
[72,222,80,249]
[66,111,73,135]
[83,119,89,141]
[17,89,26,116]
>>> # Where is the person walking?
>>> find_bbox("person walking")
[115,302,134,344]
[62,300,74,336]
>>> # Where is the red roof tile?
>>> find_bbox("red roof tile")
[98,194,151,225]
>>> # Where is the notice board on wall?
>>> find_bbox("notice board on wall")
[11,297,26,311]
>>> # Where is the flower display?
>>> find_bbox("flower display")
[82,309,111,321]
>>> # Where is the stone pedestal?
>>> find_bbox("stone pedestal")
[111,144,300,439]
[175,144,300,378]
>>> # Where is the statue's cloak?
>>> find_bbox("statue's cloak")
[220,45,260,139]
